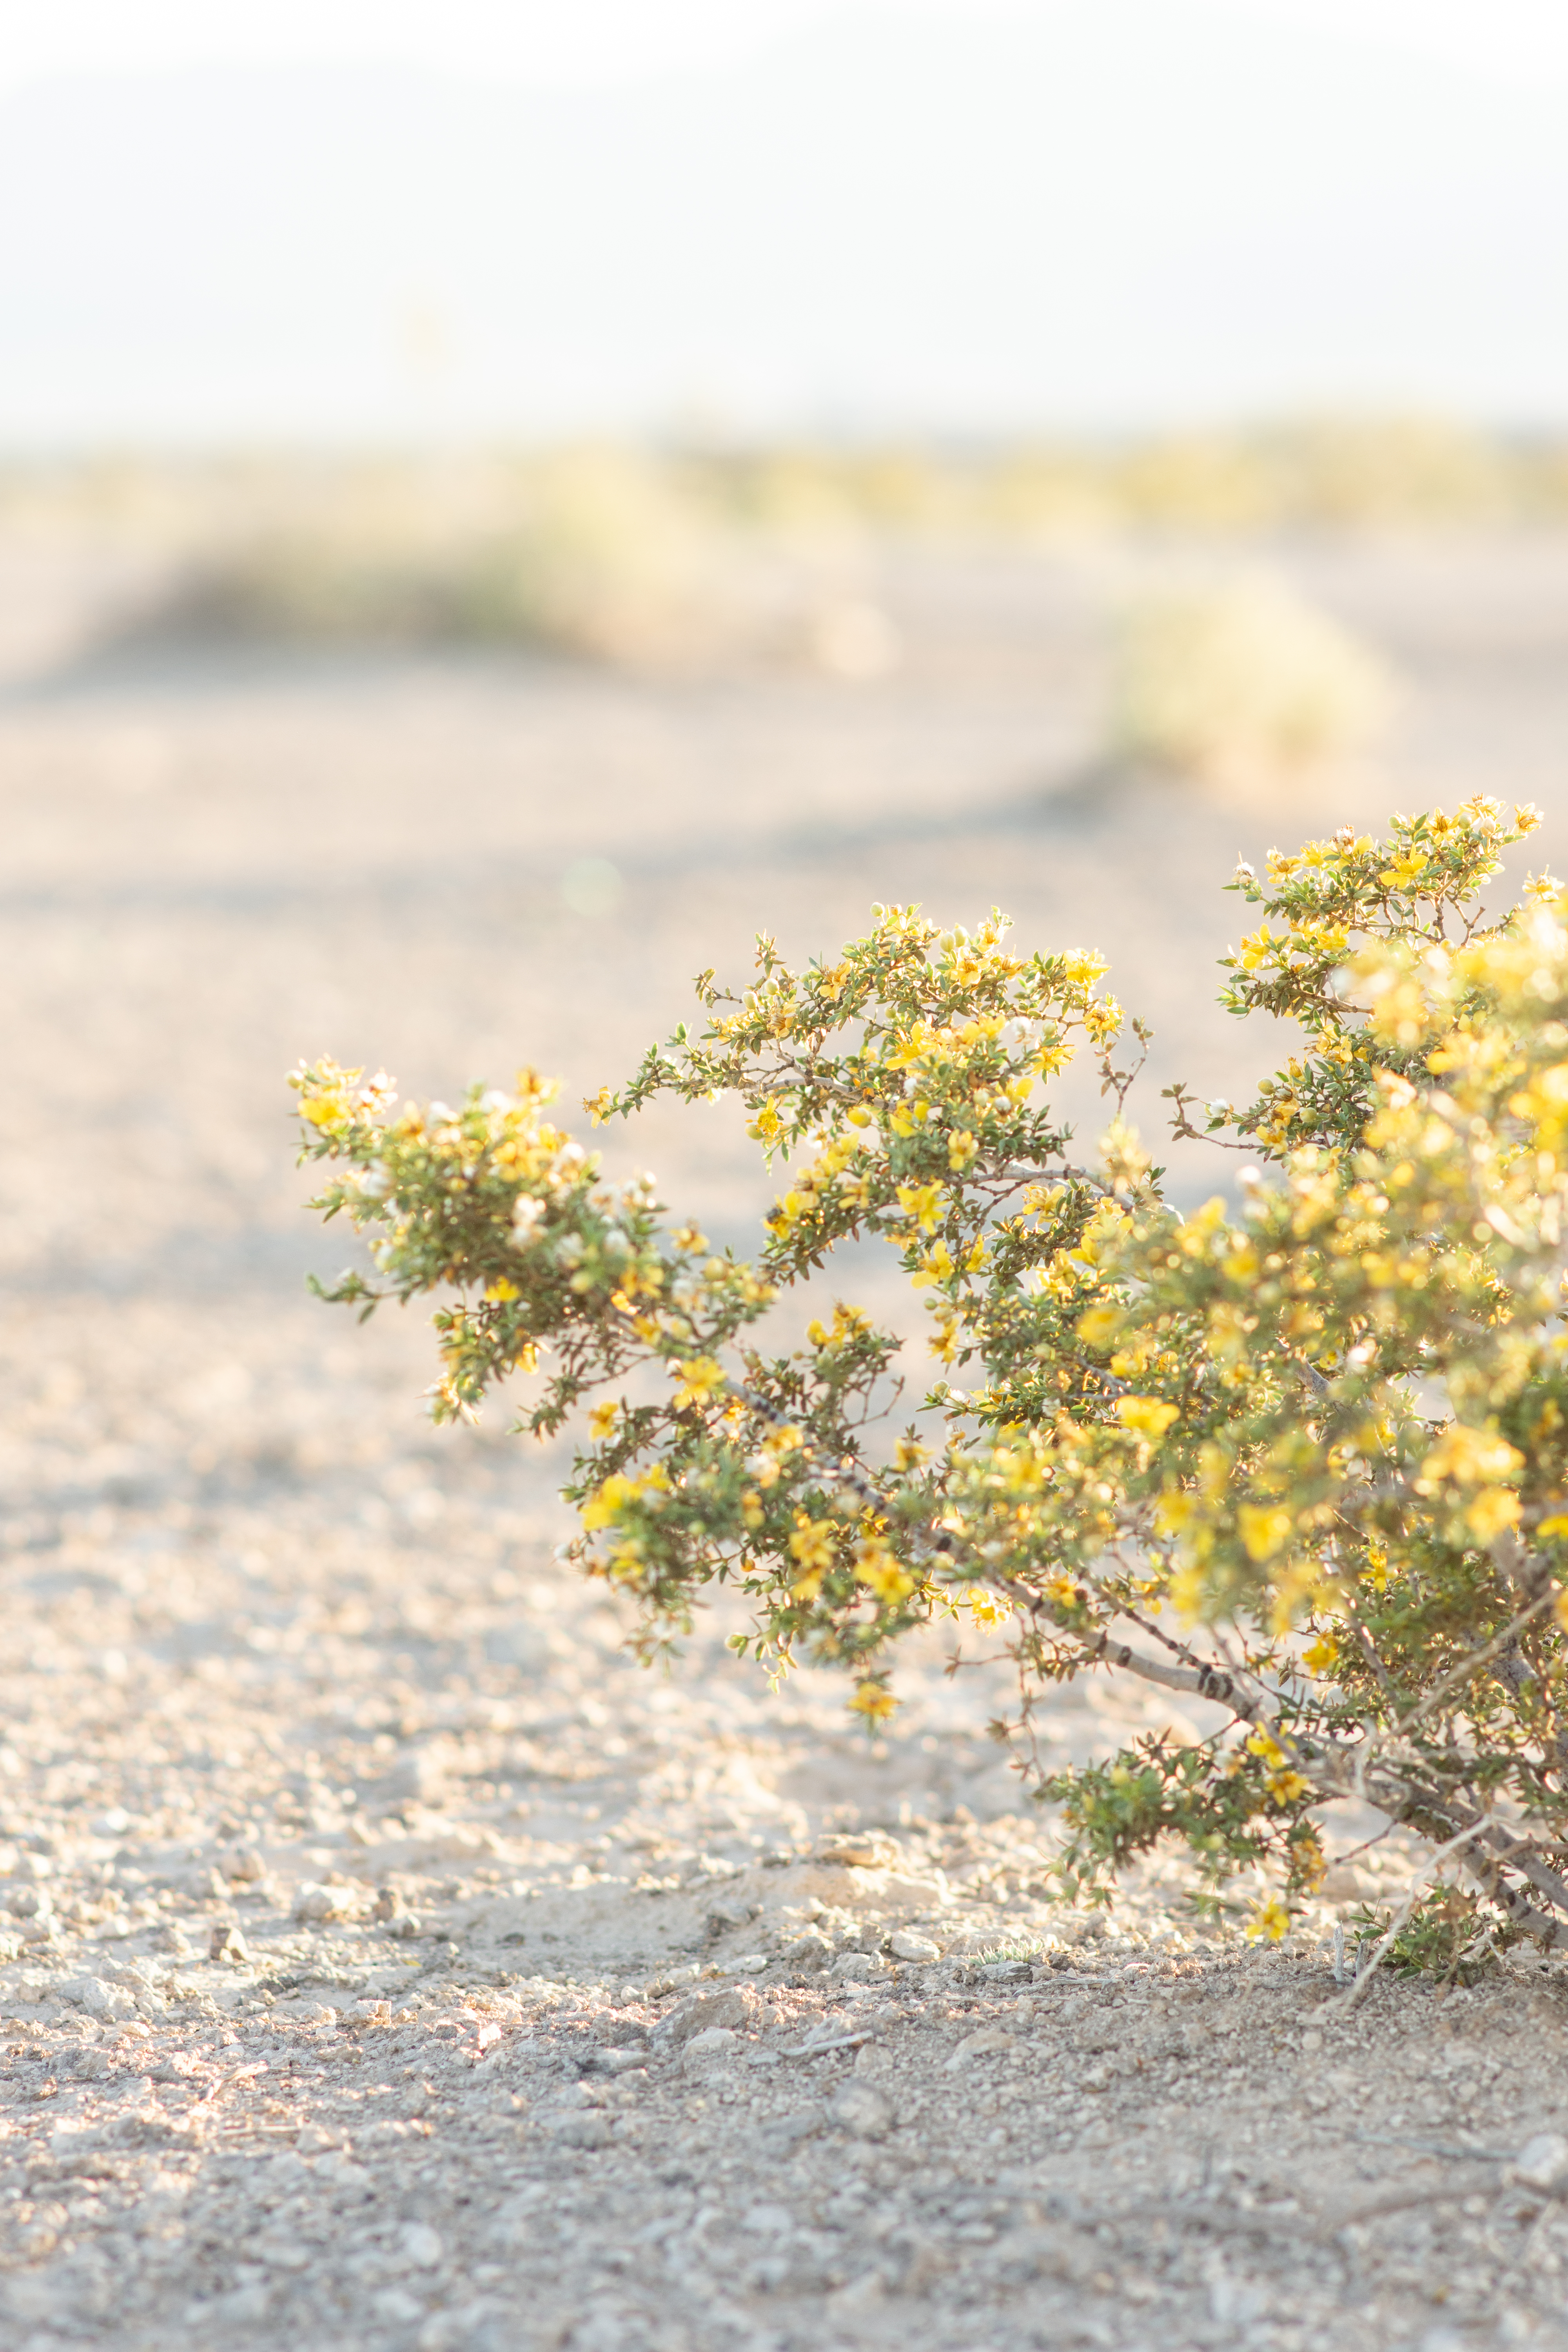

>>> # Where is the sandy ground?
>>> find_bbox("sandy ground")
[4,539,1568,2352]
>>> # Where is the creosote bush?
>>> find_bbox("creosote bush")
[298,794,1568,1968]
[1111,574,1395,789]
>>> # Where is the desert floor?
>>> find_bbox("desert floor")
[4,538,1568,2352]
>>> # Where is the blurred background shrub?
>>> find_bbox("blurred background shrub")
[1109,574,1397,789]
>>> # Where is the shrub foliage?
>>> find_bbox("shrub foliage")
[296,795,1568,1960]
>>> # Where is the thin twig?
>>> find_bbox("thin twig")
[1391,1588,1560,1739]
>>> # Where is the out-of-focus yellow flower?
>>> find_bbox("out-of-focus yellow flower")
[1421,1423,1524,1488]
[670,1356,727,1410]
[788,1514,837,1598]
[856,1542,915,1603]
[1238,1504,1293,1562]
[1246,1896,1292,1944]
[1466,1488,1521,1540]
[588,1399,619,1439]
[1154,1489,1194,1536]
[848,1682,898,1722]
[581,1472,638,1531]
[1117,1396,1180,1438]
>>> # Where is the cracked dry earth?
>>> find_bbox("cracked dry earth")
[9,543,1568,2352]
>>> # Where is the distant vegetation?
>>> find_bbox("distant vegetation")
[1111,575,1396,789]
[2,419,1563,680]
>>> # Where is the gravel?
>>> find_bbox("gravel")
[6,542,1568,2347]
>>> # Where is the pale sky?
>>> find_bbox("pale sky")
[1,0,1565,444]
[4,0,1568,85]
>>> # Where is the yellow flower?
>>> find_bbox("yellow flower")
[588,1399,619,1439]
[856,1543,915,1603]
[948,1130,978,1171]
[670,1356,727,1410]
[584,1086,615,1125]
[1237,1504,1293,1562]
[1168,1563,1207,1618]
[912,1240,955,1289]
[1301,1634,1338,1674]
[581,1472,638,1531]
[1117,1396,1180,1439]
[789,1515,838,1582]
[1267,1768,1313,1805]
[1076,1304,1124,1348]
[896,1182,945,1234]
[1153,1491,1194,1539]
[1246,1897,1292,1944]
[848,1683,899,1722]
[1466,1488,1521,1541]
[484,1277,520,1303]
[1421,1423,1524,1488]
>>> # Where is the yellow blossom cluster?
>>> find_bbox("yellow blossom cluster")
[298,804,1568,1967]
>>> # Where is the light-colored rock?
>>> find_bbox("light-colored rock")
[293,1881,356,1924]
[646,1965,702,1996]
[1514,2132,1568,2192]
[666,1987,751,2045]
[551,2113,616,2149]
[683,2027,739,2067]
[376,2287,426,2325]
[400,2221,444,2270]
[781,1931,833,1967]
[889,1929,941,1962]
[60,1974,134,2018]
[830,2080,894,2140]
[742,2202,795,2235]
[947,2025,1018,2068]
[829,1952,880,1982]
[815,1835,897,1868]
